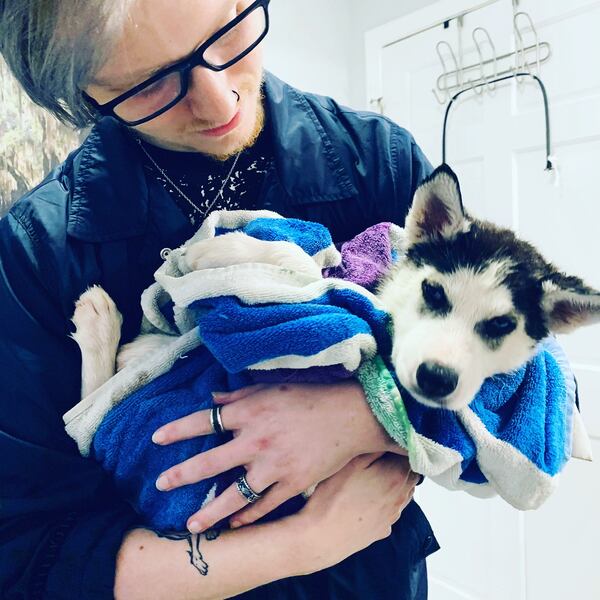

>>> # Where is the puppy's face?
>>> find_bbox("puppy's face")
[378,165,600,410]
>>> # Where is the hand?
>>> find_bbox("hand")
[292,452,418,573]
[152,381,405,533]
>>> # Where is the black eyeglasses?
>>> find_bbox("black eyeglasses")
[84,0,270,126]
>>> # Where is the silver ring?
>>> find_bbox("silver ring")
[209,406,226,435]
[236,474,262,504]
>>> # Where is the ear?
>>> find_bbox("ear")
[542,274,600,334]
[405,164,469,245]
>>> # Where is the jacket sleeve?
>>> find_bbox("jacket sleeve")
[0,212,140,599]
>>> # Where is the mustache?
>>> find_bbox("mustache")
[186,81,257,130]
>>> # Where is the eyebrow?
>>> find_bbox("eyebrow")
[91,1,237,91]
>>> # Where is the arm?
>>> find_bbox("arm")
[115,453,418,600]
[0,212,142,599]
[115,521,302,600]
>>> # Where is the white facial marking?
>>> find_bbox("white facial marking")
[379,259,537,410]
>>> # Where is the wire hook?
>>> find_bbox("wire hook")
[472,27,498,93]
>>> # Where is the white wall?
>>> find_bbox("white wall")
[348,0,438,108]
[264,0,353,104]
[264,0,438,109]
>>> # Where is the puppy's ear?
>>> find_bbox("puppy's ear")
[541,273,600,334]
[405,164,469,245]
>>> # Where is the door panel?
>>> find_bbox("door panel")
[372,1,600,598]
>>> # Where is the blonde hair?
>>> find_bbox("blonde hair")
[0,0,135,128]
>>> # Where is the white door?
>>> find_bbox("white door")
[367,1,600,599]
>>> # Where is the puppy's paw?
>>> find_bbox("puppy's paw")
[71,285,123,352]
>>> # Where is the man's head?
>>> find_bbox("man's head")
[0,0,268,158]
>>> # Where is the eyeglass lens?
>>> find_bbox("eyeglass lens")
[114,5,267,123]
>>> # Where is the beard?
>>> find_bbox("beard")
[211,90,265,162]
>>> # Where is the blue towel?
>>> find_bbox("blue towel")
[64,210,582,531]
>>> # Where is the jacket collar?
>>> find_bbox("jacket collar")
[67,70,357,242]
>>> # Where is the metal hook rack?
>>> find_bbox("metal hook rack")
[430,9,553,172]
[432,10,551,103]
[441,71,554,171]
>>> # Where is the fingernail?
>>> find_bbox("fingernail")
[230,520,241,529]
[152,430,166,444]
[156,475,170,491]
[188,521,201,533]
[212,391,228,400]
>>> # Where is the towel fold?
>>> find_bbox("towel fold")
[63,210,587,530]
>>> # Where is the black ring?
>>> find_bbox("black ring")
[209,406,225,435]
[232,89,240,102]
[236,474,262,503]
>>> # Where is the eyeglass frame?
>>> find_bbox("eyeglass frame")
[83,0,270,126]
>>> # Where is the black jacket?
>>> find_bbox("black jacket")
[0,71,438,599]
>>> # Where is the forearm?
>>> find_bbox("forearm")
[114,518,307,600]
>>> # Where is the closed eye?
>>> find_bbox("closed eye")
[478,315,517,340]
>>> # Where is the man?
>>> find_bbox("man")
[0,1,439,598]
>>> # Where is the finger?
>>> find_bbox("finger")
[363,451,386,466]
[352,451,385,469]
[152,405,238,445]
[187,474,271,533]
[229,482,290,528]
[212,384,270,404]
[156,438,248,491]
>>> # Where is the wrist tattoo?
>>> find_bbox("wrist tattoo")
[149,528,221,576]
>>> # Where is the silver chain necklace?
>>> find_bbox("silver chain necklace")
[137,138,242,222]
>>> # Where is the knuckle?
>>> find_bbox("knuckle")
[237,511,254,525]
[241,509,260,524]
[250,435,272,453]
[165,424,181,440]
[168,466,185,485]
[199,457,213,475]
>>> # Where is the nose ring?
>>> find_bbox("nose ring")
[232,90,240,102]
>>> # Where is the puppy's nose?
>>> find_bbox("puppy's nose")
[416,362,458,399]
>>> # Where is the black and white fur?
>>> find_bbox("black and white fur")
[378,164,600,409]
[71,165,600,411]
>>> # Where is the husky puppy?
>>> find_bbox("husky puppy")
[71,164,600,410]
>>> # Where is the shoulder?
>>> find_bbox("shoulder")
[8,169,71,244]
[4,148,77,262]
[0,144,89,327]
[304,90,424,161]
[267,72,425,164]
[300,89,433,223]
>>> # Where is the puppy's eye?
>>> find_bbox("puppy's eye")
[422,280,451,314]
[481,316,517,339]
